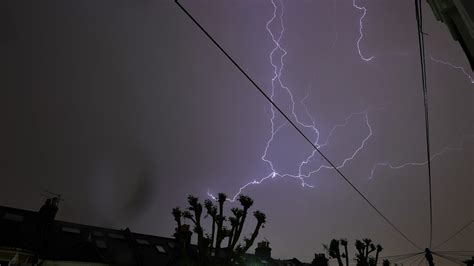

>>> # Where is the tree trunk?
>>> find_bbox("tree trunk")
[241,221,263,254]
[364,245,369,265]
[215,201,225,255]
[344,245,349,266]
[230,208,248,249]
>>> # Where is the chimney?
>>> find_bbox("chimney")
[37,197,60,258]
[255,240,271,259]
[39,197,59,222]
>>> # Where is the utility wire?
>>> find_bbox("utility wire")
[391,253,423,265]
[433,220,474,250]
[433,252,465,265]
[390,253,421,262]
[412,255,425,266]
[414,0,433,249]
[380,252,424,259]
[417,254,426,266]
[437,253,474,258]
[175,0,422,251]
[405,255,423,265]
[436,250,474,253]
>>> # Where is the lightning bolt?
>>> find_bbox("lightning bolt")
[430,56,474,84]
[353,1,473,83]
[353,0,375,61]
[209,0,374,202]
[207,1,472,202]
[368,134,474,179]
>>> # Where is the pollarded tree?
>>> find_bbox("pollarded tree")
[204,199,217,246]
[172,193,266,265]
[319,238,383,266]
[323,239,343,266]
[355,238,382,266]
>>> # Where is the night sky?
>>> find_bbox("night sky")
[2,0,473,263]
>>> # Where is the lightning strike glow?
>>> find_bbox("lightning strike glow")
[430,56,474,84]
[208,0,374,202]
[207,1,472,203]
[353,0,375,61]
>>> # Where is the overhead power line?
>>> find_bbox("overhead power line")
[436,250,474,253]
[380,252,424,259]
[432,252,465,265]
[390,253,423,265]
[433,220,474,250]
[414,0,433,249]
[414,255,425,266]
[436,252,474,258]
[175,0,422,251]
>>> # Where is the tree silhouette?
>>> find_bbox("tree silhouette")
[323,239,343,266]
[355,239,366,265]
[172,194,266,265]
[171,207,193,265]
[340,238,349,266]
[354,238,382,266]
[321,238,384,266]
[374,244,383,265]
[239,210,266,254]
[230,195,253,251]
[172,207,182,228]
[215,193,227,255]
[204,199,217,246]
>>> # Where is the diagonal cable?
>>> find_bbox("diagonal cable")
[433,252,465,265]
[380,251,424,259]
[391,253,423,264]
[433,219,474,250]
[175,0,422,250]
[436,252,474,258]
[417,255,426,266]
[436,250,474,254]
[412,254,425,266]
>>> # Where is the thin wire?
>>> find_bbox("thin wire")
[433,220,474,250]
[406,255,424,265]
[414,0,433,249]
[433,252,465,265]
[412,255,425,266]
[174,0,422,251]
[389,253,422,263]
[436,253,474,258]
[390,254,421,263]
[418,255,427,266]
[418,254,426,266]
[380,252,424,259]
[436,250,474,253]
[392,253,423,264]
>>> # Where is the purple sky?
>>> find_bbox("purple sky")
[2,0,473,263]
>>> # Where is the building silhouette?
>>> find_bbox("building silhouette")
[0,200,177,265]
[0,200,311,265]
